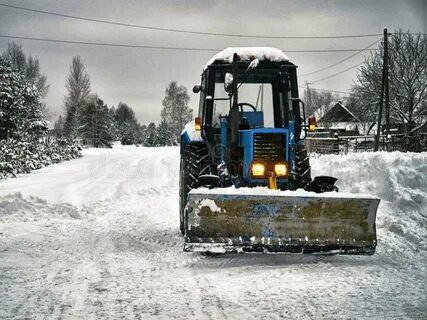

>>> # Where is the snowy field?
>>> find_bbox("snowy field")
[0,146,426,319]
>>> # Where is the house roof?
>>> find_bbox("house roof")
[318,102,360,123]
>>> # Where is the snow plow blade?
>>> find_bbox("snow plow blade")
[184,190,379,255]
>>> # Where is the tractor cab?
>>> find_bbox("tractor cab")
[192,48,308,189]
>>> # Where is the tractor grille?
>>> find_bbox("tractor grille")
[253,133,285,161]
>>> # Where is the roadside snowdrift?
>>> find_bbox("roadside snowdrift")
[311,151,427,252]
[0,193,81,223]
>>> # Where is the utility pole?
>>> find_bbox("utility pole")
[305,81,312,112]
[374,28,388,151]
[384,28,390,136]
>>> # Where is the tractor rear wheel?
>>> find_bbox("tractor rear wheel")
[179,143,209,235]
[294,145,312,189]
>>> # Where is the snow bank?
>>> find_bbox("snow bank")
[0,193,81,222]
[205,47,289,69]
[310,151,426,209]
[311,151,427,251]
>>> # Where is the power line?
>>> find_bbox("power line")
[297,86,350,95]
[299,38,381,77]
[0,2,383,40]
[0,35,220,51]
[0,34,381,53]
[311,87,350,95]
[309,62,365,83]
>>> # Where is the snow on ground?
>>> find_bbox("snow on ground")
[0,146,425,319]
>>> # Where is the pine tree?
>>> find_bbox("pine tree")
[78,95,113,148]
[114,102,141,145]
[155,119,173,146]
[144,122,157,146]
[2,42,49,98]
[64,56,91,139]
[108,106,119,141]
[0,57,82,178]
[0,57,46,141]
[139,124,147,144]
[53,115,65,138]
[160,81,192,143]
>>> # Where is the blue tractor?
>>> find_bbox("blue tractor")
[180,48,379,254]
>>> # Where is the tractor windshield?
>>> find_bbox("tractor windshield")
[212,68,291,129]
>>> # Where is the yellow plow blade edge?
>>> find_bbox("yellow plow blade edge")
[184,190,380,255]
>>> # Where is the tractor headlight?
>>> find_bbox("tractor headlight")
[274,162,288,177]
[251,162,265,177]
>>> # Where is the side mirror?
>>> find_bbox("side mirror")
[224,73,233,93]
[308,116,316,132]
[192,85,202,93]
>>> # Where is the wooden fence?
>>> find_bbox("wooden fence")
[306,133,427,154]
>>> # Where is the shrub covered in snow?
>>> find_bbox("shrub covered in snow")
[0,135,82,179]
[0,57,82,179]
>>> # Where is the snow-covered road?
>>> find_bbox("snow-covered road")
[0,146,426,319]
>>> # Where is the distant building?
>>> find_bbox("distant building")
[314,101,365,136]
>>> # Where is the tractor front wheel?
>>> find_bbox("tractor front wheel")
[179,143,209,235]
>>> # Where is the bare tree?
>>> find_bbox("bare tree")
[63,56,91,139]
[388,31,427,134]
[350,30,427,138]
[303,88,340,116]
[160,81,192,142]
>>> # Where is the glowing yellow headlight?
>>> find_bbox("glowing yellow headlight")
[274,163,288,177]
[251,162,265,177]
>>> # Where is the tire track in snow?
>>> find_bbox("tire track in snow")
[1,148,426,319]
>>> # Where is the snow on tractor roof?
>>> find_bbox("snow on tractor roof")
[205,47,289,69]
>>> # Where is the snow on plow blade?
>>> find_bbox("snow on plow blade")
[184,189,380,255]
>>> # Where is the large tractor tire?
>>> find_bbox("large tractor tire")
[179,143,209,235]
[294,145,312,189]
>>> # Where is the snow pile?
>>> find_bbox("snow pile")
[205,47,289,69]
[0,193,81,222]
[191,186,378,199]
[311,151,427,251]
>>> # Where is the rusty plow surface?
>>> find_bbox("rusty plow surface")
[184,191,380,255]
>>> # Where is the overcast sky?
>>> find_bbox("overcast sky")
[0,0,425,124]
